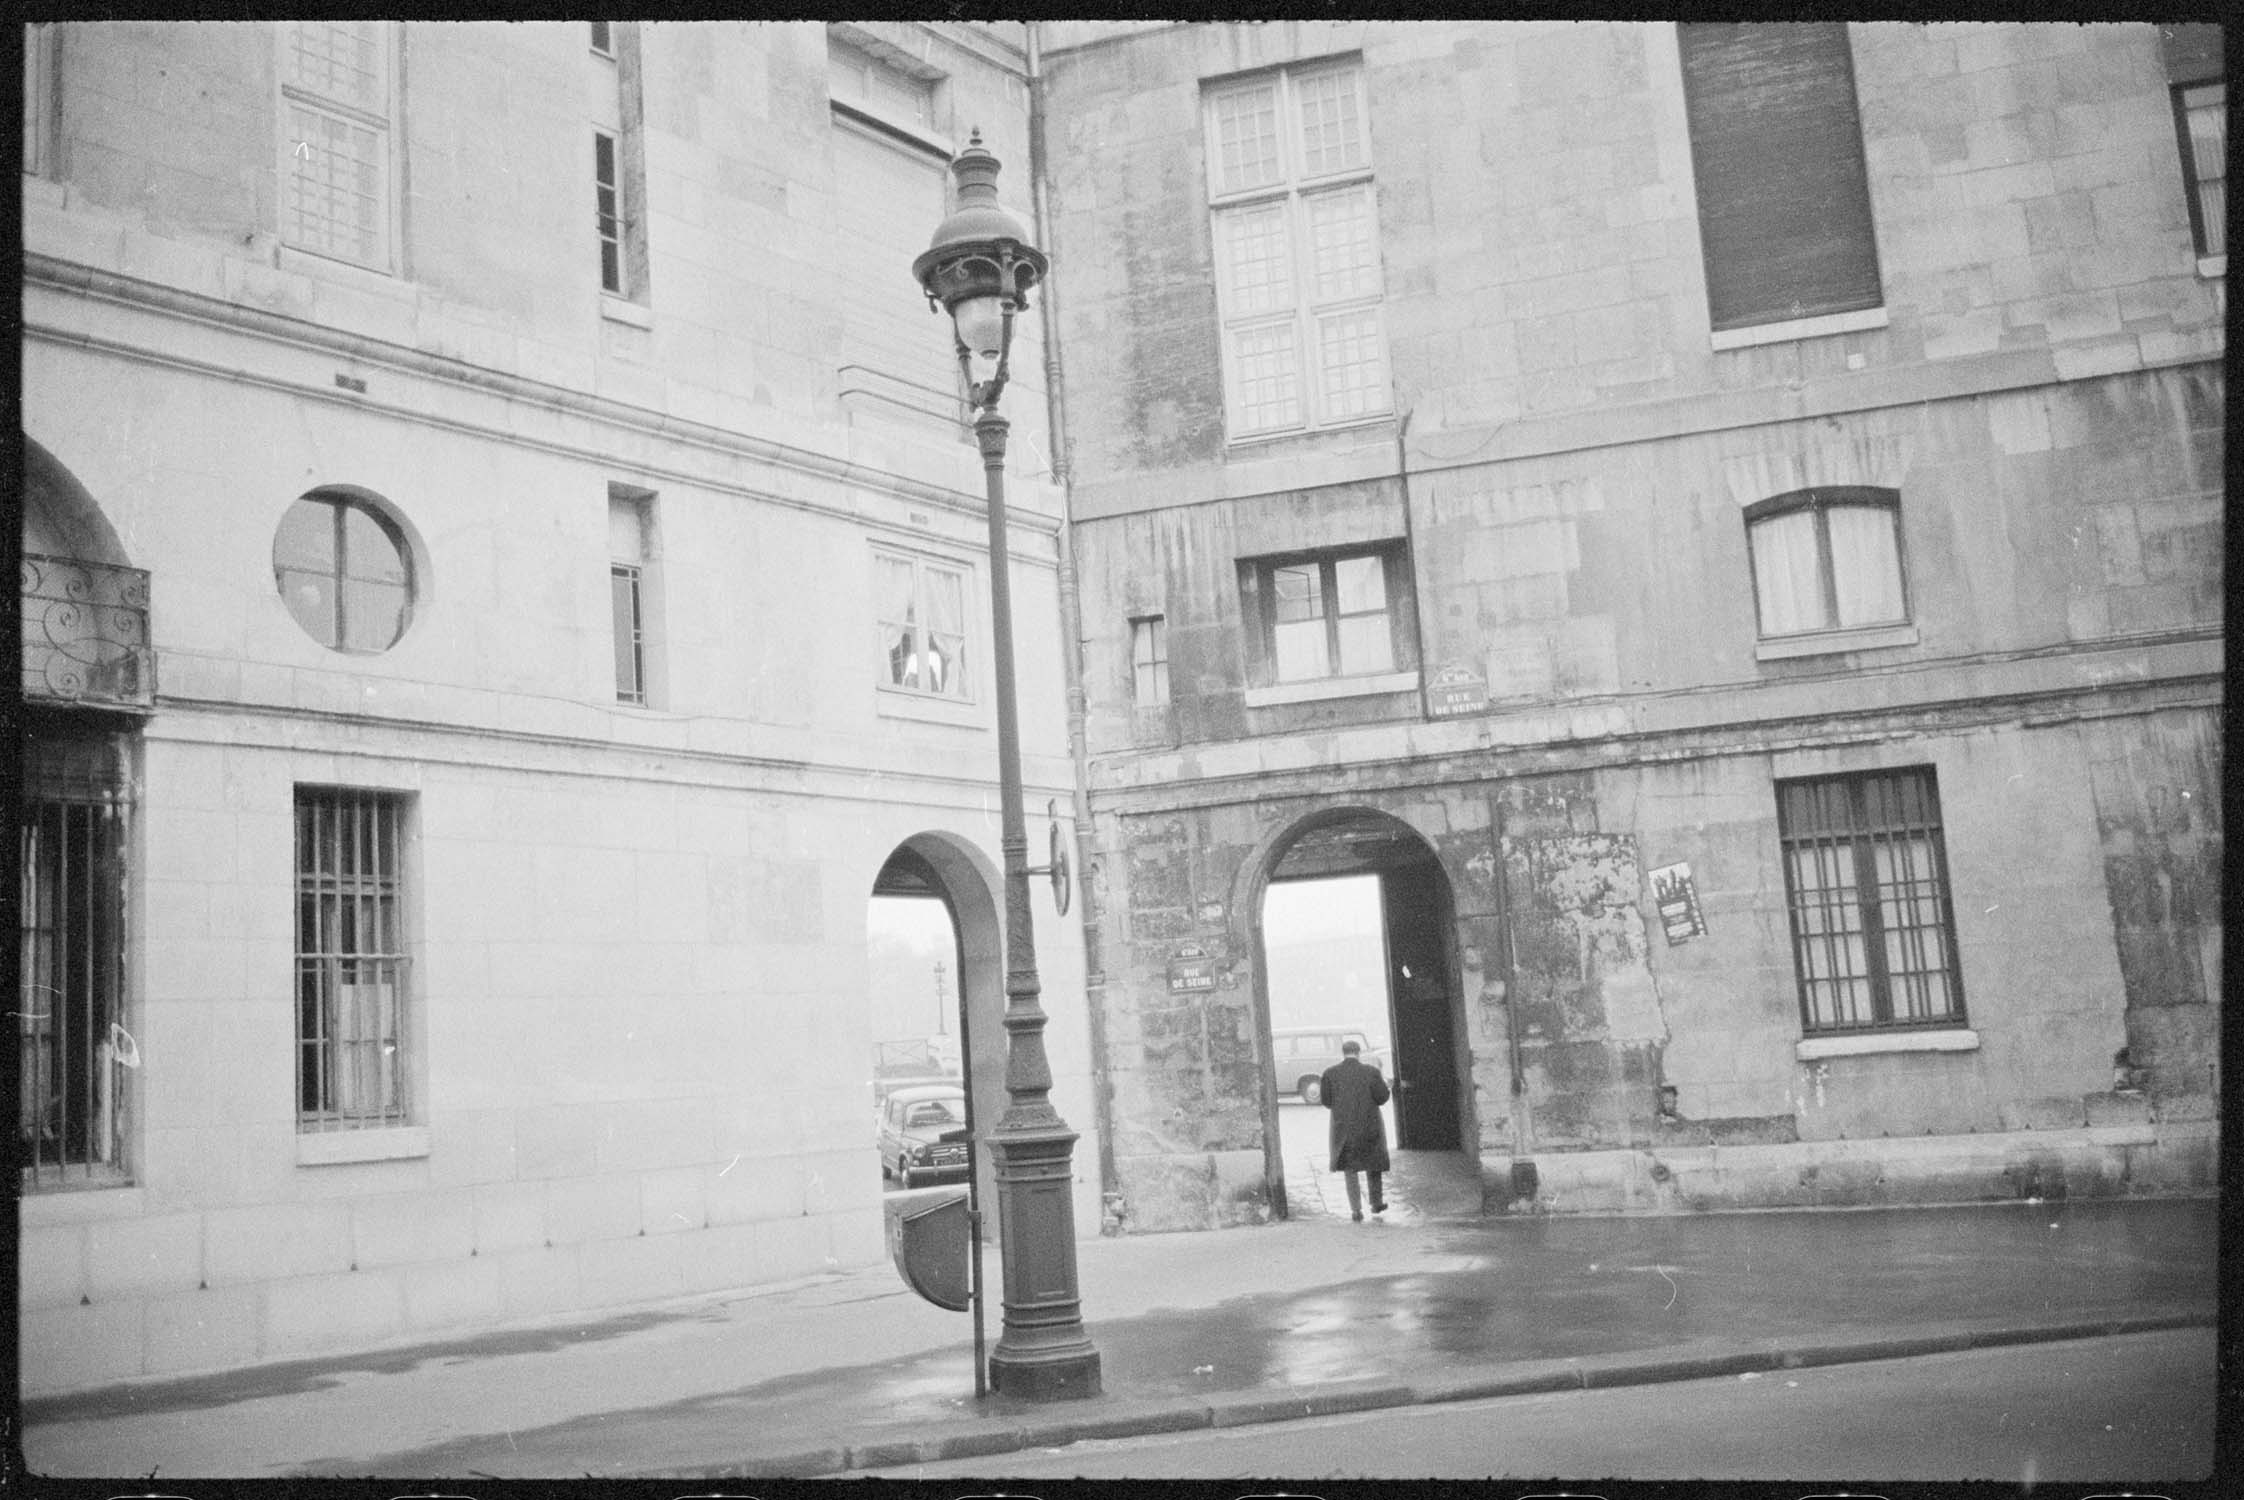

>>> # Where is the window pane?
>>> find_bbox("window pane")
[1220,205,1294,317]
[1274,618,1329,681]
[1334,554,1387,614]
[1230,323,1302,431]
[1336,614,1393,675]
[287,21,383,114]
[341,504,407,584]
[1295,68,1366,177]
[284,105,386,266]
[1825,503,1905,626]
[1317,308,1387,419]
[275,498,336,573]
[340,579,408,653]
[1750,509,1828,635]
[279,569,338,646]
[1305,186,1379,303]
[612,566,643,702]
[925,631,965,697]
[1272,563,1324,624]
[1211,82,1282,193]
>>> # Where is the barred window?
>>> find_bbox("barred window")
[279,21,391,271]
[1206,60,1389,439]
[1777,769,1966,1035]
[19,735,136,1189]
[296,789,410,1130]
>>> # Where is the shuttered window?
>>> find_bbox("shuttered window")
[1678,23,1882,333]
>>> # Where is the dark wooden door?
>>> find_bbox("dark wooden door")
[1381,862,1459,1150]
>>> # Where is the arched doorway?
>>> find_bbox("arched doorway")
[20,436,149,1187]
[1253,809,1470,1218]
[867,835,1005,1229]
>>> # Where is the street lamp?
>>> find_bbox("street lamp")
[913,129,1101,1402]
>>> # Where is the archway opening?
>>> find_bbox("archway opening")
[868,847,966,1193]
[1257,811,1468,1219]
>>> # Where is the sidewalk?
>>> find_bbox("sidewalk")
[19,1194,2218,1480]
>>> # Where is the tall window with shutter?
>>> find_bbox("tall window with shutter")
[279,21,393,271]
[1678,23,1882,334]
[1205,60,1390,439]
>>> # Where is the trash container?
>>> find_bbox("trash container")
[886,1188,970,1311]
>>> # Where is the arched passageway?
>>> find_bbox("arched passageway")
[1252,809,1479,1221]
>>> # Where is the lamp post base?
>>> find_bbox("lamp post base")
[989,1343,1102,1401]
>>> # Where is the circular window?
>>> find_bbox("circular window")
[273,489,416,653]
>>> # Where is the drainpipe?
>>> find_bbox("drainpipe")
[1025,23,1121,1224]
[1394,406,1432,719]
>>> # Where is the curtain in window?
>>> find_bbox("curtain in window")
[922,566,965,698]
[878,555,920,689]
[1826,504,1905,626]
[1750,508,1825,634]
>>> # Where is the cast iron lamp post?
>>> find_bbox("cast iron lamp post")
[913,129,1101,1401]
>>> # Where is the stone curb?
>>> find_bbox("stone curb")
[647,1309,2214,1479]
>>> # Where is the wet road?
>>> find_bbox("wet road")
[854,1326,2217,1481]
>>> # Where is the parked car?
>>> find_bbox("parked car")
[879,1082,971,1188]
[1272,1026,1387,1104]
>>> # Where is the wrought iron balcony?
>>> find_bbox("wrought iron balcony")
[21,554,154,710]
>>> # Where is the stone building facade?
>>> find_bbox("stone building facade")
[1036,21,2223,1230]
[18,20,1102,1394]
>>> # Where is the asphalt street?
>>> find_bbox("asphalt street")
[849,1326,2218,1482]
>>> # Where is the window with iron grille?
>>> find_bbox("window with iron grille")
[1678,23,1883,333]
[876,549,971,700]
[1205,59,1390,439]
[19,734,135,1189]
[296,789,411,1130]
[1776,769,1966,1035]
[1745,487,1908,638]
[1131,615,1170,705]
[1240,543,1415,687]
[278,21,392,271]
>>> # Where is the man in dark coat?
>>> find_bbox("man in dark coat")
[1320,1039,1391,1220]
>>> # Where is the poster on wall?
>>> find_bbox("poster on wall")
[1650,861,1707,944]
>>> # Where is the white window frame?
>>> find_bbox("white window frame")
[874,547,975,703]
[1205,60,1391,442]
[276,20,396,273]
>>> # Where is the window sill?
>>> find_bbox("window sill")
[876,688,984,729]
[601,295,654,329]
[19,1180,144,1222]
[2197,253,2226,280]
[297,1125,430,1166]
[276,242,399,284]
[1711,305,1888,351]
[1755,622,1916,661]
[1224,412,1397,452]
[1796,1028,1978,1062]
[1246,669,1420,708]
